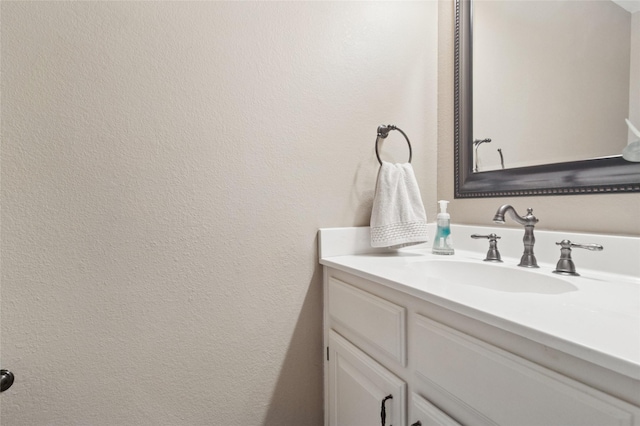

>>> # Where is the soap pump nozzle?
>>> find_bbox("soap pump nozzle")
[438,200,449,217]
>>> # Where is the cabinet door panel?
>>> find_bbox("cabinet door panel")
[328,330,406,426]
[410,392,461,426]
[413,314,640,426]
[328,277,406,365]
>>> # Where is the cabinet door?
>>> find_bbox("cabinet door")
[328,330,406,426]
[413,314,640,425]
[410,392,461,426]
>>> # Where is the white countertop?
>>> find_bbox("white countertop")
[319,226,640,380]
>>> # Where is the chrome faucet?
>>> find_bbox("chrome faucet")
[493,205,539,268]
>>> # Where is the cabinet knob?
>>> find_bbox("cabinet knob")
[411,422,422,426]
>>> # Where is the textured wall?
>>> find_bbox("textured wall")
[438,0,640,237]
[0,2,438,425]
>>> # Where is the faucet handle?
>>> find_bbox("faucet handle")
[553,240,603,276]
[470,234,502,262]
[471,233,501,240]
[555,240,603,251]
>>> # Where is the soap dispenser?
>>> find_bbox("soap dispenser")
[432,200,454,255]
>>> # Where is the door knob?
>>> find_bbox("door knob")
[1,369,15,392]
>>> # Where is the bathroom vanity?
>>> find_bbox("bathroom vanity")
[319,226,640,425]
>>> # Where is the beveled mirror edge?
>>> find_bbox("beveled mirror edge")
[454,0,640,198]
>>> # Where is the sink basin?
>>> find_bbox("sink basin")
[414,259,578,294]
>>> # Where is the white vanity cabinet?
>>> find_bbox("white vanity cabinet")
[412,314,640,426]
[327,330,406,426]
[326,275,407,426]
[323,267,640,426]
[324,270,464,426]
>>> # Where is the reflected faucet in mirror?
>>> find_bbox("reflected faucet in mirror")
[473,138,491,172]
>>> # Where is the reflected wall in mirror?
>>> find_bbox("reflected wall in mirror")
[454,0,640,197]
[474,0,633,172]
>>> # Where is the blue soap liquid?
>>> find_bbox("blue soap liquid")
[432,223,454,255]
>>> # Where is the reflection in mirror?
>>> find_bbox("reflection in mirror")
[473,0,634,172]
[454,0,640,197]
[625,119,640,161]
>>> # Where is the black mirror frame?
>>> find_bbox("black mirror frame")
[454,0,640,198]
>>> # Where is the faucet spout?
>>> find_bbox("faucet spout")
[493,204,538,227]
[493,204,539,268]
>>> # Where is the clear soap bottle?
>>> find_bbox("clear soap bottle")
[432,200,454,255]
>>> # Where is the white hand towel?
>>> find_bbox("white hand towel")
[370,161,428,248]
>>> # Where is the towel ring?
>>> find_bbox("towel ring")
[375,124,412,165]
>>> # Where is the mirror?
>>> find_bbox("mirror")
[455,0,640,198]
[474,0,633,171]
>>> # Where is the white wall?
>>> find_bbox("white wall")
[0,2,438,425]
